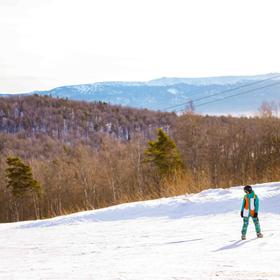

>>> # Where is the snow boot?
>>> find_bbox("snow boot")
[257,233,263,238]
[241,235,246,240]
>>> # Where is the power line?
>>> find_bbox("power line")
[160,73,280,112]
[163,73,280,111]
[173,80,280,113]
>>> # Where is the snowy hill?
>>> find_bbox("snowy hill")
[1,182,280,279]
[147,73,280,86]
[2,73,280,116]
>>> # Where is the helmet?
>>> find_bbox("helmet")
[244,185,253,193]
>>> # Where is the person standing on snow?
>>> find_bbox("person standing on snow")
[241,185,263,240]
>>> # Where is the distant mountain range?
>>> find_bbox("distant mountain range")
[1,73,280,116]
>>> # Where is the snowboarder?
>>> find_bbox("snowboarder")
[241,185,263,240]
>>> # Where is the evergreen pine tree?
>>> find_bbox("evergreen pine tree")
[144,128,184,176]
[5,156,41,198]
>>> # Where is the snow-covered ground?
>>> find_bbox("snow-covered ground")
[1,182,280,280]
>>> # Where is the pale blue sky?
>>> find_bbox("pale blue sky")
[1,0,280,93]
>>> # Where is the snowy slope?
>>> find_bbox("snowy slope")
[0,182,280,279]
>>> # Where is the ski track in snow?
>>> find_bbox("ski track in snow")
[0,182,280,280]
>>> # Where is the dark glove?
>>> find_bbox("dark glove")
[240,211,243,218]
[253,212,258,218]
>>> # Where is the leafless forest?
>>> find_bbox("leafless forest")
[0,95,279,222]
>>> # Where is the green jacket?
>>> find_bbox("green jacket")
[241,191,259,217]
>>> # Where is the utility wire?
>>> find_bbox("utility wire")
[173,80,280,113]
[160,73,280,112]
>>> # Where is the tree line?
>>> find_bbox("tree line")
[0,94,175,142]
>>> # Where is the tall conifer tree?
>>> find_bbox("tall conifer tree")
[5,156,41,198]
[144,128,184,176]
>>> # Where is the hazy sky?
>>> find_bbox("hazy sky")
[1,0,280,93]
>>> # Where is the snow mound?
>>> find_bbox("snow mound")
[19,182,280,228]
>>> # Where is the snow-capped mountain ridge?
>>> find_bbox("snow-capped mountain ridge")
[1,73,280,115]
[147,73,280,86]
